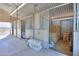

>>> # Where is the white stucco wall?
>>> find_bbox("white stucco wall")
[25,29,33,38]
[34,10,49,48]
[34,13,40,29]
[73,4,79,56]
[73,32,79,56]
[17,20,21,38]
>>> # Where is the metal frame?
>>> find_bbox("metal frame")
[49,3,70,10]
[73,3,77,31]
[10,3,26,15]
[50,17,73,20]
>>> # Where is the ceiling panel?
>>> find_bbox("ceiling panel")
[13,3,64,20]
[0,3,73,20]
[49,3,73,19]
[12,3,34,20]
[0,3,22,14]
[34,3,64,12]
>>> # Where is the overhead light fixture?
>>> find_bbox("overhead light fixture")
[10,3,26,16]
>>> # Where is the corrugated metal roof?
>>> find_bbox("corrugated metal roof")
[0,3,22,14]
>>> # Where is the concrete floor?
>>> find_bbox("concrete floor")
[0,29,10,40]
[0,35,65,56]
[13,48,65,56]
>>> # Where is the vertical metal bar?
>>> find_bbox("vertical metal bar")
[76,3,78,31]
[12,22,14,35]
[73,3,77,31]
[32,4,35,39]
[73,3,76,56]
[16,5,19,37]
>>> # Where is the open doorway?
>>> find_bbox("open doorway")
[49,18,73,55]
[60,19,73,55]
[0,22,12,40]
[49,3,73,55]
[21,16,33,39]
